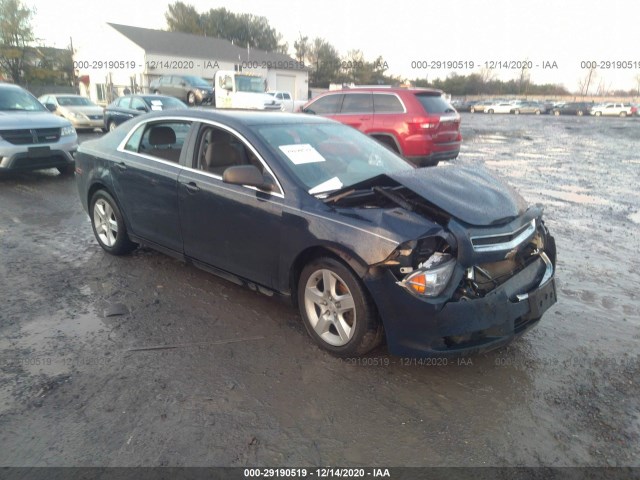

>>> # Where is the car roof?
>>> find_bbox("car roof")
[141,108,335,127]
[0,83,26,91]
[323,87,443,95]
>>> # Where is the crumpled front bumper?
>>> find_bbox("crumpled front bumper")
[365,253,557,357]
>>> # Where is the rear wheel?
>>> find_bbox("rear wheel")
[187,91,196,105]
[298,257,383,356]
[620,111,627,117]
[577,110,584,116]
[90,190,136,255]
[470,107,476,113]
[535,109,541,115]
[487,109,494,114]
[594,111,602,116]
[554,110,560,116]
[513,109,520,115]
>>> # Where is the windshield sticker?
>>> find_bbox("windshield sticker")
[279,144,326,165]
[308,176,343,195]
[150,100,164,111]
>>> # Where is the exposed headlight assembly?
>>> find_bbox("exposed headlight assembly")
[397,252,456,297]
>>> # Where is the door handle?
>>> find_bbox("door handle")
[115,162,127,171]
[184,182,200,193]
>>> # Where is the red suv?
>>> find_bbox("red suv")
[302,87,461,166]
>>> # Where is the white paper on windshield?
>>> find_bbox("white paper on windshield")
[308,176,343,195]
[279,144,325,165]
[150,100,164,111]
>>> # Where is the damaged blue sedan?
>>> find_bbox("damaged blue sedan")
[76,110,557,357]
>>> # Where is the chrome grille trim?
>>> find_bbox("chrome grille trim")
[471,219,536,253]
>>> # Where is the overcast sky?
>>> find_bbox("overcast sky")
[31,0,639,93]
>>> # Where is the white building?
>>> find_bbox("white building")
[74,23,308,105]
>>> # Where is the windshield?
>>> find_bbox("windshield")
[142,96,188,110]
[56,96,96,107]
[0,88,47,112]
[235,75,265,93]
[255,123,413,195]
[184,76,210,87]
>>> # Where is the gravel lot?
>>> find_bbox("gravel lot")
[0,114,638,468]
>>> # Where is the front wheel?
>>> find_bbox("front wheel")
[187,92,196,105]
[594,111,602,116]
[90,190,137,255]
[513,109,520,115]
[298,257,383,356]
[554,110,560,116]
[487,109,494,114]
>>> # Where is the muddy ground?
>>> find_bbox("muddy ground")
[0,114,638,468]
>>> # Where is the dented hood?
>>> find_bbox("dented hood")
[388,165,528,226]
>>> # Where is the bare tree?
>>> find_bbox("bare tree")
[578,66,597,97]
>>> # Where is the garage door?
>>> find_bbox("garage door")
[276,74,297,100]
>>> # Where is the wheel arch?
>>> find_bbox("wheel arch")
[370,132,401,154]
[289,245,370,308]
[87,182,132,233]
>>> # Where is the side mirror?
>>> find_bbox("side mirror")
[136,106,148,112]
[302,108,314,115]
[223,165,273,191]
[45,103,57,112]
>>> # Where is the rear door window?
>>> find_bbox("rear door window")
[340,93,373,114]
[414,94,456,114]
[373,94,404,113]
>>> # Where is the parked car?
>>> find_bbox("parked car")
[0,83,77,175]
[469,99,499,113]
[149,75,213,105]
[103,95,187,132]
[455,100,480,112]
[267,91,306,112]
[485,101,519,114]
[590,103,634,117]
[38,94,105,131]
[511,101,546,115]
[302,87,461,167]
[551,102,593,116]
[75,109,557,357]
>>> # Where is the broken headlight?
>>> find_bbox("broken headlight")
[397,252,456,297]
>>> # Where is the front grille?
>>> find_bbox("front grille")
[470,219,536,253]
[0,128,61,145]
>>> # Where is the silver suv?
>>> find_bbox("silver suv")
[0,83,78,174]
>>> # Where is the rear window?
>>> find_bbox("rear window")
[414,94,456,114]
[373,94,404,113]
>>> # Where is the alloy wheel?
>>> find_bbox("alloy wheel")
[93,199,118,247]
[304,269,356,346]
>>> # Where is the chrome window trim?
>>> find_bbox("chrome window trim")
[470,219,536,253]
[116,115,285,198]
[372,92,407,114]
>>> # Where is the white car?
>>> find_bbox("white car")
[1,84,77,174]
[590,103,634,117]
[485,101,520,114]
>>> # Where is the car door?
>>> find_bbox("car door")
[111,119,194,252]
[178,123,284,287]
[112,97,136,126]
[337,93,374,132]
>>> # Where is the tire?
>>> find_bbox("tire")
[535,110,541,115]
[108,121,117,132]
[298,257,383,356]
[594,111,602,116]
[187,91,196,105]
[620,112,627,117]
[470,107,476,113]
[487,109,494,114]
[513,109,520,115]
[153,90,160,94]
[554,110,560,116]
[90,190,137,255]
[57,164,75,175]
[577,110,584,116]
